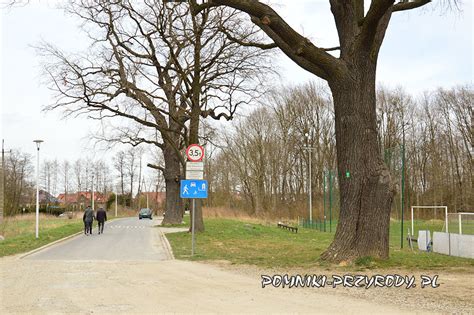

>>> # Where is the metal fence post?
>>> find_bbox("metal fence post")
[329,170,332,233]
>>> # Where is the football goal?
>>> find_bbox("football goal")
[411,206,448,236]
[447,212,474,235]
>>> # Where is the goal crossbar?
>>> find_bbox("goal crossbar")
[411,206,448,235]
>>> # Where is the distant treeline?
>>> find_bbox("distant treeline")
[204,83,472,219]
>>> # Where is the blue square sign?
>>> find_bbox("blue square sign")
[180,180,208,199]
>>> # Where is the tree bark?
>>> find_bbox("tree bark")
[162,142,183,225]
[321,59,396,262]
[186,5,206,233]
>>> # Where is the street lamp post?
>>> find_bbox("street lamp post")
[33,140,44,239]
[1,140,12,225]
[303,132,314,223]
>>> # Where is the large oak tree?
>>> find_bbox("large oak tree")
[196,0,451,262]
[40,0,271,231]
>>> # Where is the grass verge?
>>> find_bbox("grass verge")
[0,214,84,257]
[166,218,474,270]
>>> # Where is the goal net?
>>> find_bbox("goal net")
[447,212,474,235]
[410,206,448,237]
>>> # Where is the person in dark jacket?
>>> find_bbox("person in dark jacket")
[96,207,107,234]
[83,206,94,235]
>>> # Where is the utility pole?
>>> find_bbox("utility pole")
[92,174,95,211]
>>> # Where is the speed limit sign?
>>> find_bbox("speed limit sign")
[186,144,204,162]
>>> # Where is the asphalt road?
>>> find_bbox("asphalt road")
[25,217,169,261]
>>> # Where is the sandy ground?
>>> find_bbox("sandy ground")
[213,261,474,314]
[0,257,431,315]
[0,224,472,314]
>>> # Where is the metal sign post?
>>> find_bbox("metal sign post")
[192,198,196,256]
[182,144,206,256]
[180,179,208,256]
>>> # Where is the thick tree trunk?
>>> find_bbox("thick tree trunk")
[321,62,396,263]
[186,9,206,233]
[162,143,183,225]
[189,198,205,232]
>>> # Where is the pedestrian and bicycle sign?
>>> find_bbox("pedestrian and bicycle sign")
[180,180,208,199]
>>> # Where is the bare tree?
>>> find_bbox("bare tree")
[39,0,272,230]
[73,159,83,193]
[62,160,70,209]
[42,160,53,197]
[113,151,127,196]
[195,0,460,262]
[126,148,137,206]
[212,82,335,218]
[4,150,33,215]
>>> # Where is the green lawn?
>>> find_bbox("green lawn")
[0,214,85,257]
[166,218,474,270]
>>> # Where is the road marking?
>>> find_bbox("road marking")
[109,225,146,229]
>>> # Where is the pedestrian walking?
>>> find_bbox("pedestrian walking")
[83,206,94,235]
[96,207,107,234]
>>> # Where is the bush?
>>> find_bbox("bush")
[106,193,131,209]
[45,206,66,216]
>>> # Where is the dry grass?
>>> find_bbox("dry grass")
[203,206,299,226]
[0,213,86,257]
[0,213,82,238]
[0,207,141,238]
[114,208,139,218]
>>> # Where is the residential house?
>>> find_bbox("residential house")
[39,190,59,204]
[57,191,109,210]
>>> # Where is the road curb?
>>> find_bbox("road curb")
[17,218,125,260]
[159,229,175,260]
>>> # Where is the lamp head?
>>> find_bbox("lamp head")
[33,140,44,150]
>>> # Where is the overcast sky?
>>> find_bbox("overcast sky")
[0,1,472,171]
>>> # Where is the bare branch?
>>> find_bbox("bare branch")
[196,0,344,80]
[146,163,165,173]
[323,46,340,52]
[392,0,431,12]
[218,26,277,50]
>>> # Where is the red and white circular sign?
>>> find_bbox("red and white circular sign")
[186,144,204,162]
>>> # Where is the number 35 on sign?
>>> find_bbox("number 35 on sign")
[186,144,204,162]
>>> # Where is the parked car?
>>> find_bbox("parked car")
[138,208,153,220]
